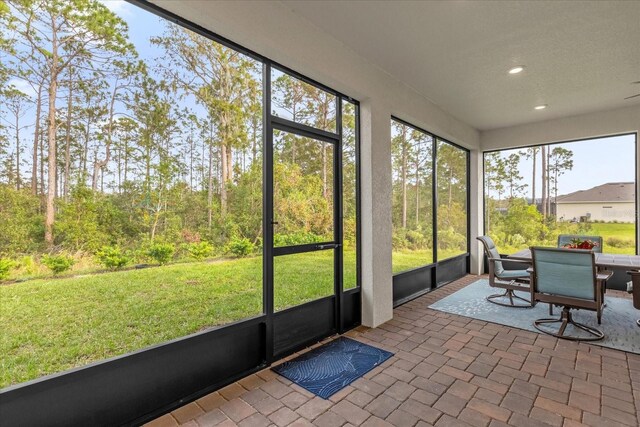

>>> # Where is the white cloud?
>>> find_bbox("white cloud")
[6,78,37,99]
[99,0,133,17]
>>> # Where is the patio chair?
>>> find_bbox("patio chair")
[627,270,640,327]
[530,247,612,341]
[557,234,603,253]
[477,236,533,308]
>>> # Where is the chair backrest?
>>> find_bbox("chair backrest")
[477,236,504,275]
[531,247,596,300]
[557,234,603,253]
[629,271,640,310]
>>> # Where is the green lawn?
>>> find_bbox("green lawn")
[495,223,636,255]
[589,223,636,254]
[1,250,358,388]
[392,248,467,274]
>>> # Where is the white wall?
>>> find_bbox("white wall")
[557,202,636,223]
[482,105,640,255]
[151,0,481,327]
[481,104,640,151]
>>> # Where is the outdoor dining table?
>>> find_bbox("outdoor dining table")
[508,249,640,269]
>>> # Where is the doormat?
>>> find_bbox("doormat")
[272,337,393,399]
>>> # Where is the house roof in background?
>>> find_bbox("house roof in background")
[555,182,636,203]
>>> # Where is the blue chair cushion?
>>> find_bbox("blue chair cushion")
[477,236,504,275]
[496,269,529,280]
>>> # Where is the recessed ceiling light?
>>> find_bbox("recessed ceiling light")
[534,104,547,110]
[508,66,525,74]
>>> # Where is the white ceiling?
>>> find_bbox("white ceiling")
[281,0,640,131]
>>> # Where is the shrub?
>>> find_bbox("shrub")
[273,232,323,247]
[41,254,74,275]
[96,246,131,270]
[437,227,466,250]
[605,236,635,249]
[509,233,526,247]
[188,241,213,260]
[227,237,254,257]
[147,243,175,265]
[0,259,15,280]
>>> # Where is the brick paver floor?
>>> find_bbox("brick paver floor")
[146,274,640,427]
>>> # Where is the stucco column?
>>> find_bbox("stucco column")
[469,148,484,275]
[360,99,394,327]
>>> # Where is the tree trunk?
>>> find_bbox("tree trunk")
[541,146,547,218]
[32,83,43,195]
[64,80,72,200]
[15,107,21,190]
[44,20,59,247]
[92,82,118,191]
[123,138,129,186]
[39,127,45,198]
[401,127,407,229]
[322,142,328,199]
[553,166,559,221]
[546,148,551,217]
[532,149,536,208]
[207,141,214,228]
[220,140,228,216]
[415,161,420,226]
[82,117,90,186]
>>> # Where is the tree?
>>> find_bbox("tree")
[548,147,573,215]
[92,60,142,192]
[484,152,507,231]
[303,85,336,200]
[6,0,134,246]
[152,24,256,217]
[541,145,547,218]
[504,152,527,199]
[522,147,539,206]
[273,74,307,163]
[391,122,410,228]
[0,87,31,190]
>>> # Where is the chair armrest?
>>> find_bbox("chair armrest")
[596,271,613,281]
[487,257,531,265]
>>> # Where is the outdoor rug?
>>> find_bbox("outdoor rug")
[429,279,640,354]
[271,337,393,399]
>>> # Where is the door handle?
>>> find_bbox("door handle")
[316,243,342,250]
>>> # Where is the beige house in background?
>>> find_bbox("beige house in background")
[555,182,636,222]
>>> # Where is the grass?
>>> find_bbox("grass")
[2,223,631,388]
[1,250,358,388]
[392,248,467,274]
[495,222,636,255]
[589,223,636,254]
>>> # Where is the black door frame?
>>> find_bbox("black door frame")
[265,64,347,361]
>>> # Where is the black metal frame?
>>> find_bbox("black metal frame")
[482,132,639,256]
[0,1,362,425]
[266,74,350,358]
[389,117,471,306]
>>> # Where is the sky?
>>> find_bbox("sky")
[2,1,638,197]
[486,134,637,199]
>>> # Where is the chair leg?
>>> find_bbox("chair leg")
[549,304,553,316]
[486,289,532,308]
[533,307,604,341]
